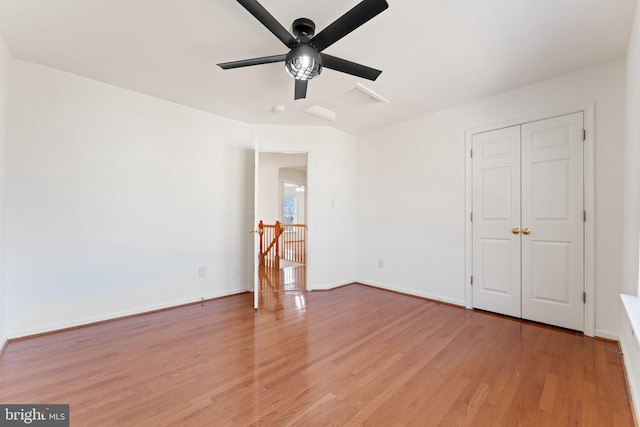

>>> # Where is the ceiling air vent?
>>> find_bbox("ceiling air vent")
[303,105,336,122]
[303,83,389,122]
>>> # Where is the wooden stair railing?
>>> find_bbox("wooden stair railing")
[282,224,306,264]
[259,220,284,269]
[258,221,307,268]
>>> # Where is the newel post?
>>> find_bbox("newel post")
[274,221,282,269]
[258,220,265,267]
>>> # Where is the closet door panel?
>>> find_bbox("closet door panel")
[521,112,584,331]
[472,126,522,317]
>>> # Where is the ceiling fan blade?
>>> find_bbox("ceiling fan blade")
[321,54,382,81]
[237,0,299,48]
[217,54,287,70]
[294,79,308,100]
[310,0,388,52]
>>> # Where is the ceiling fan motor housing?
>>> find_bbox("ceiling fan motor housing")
[292,18,316,39]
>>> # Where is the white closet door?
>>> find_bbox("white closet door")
[472,126,522,318]
[521,112,584,331]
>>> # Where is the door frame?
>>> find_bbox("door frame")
[253,143,312,296]
[464,102,595,336]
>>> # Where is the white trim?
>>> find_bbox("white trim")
[252,136,259,308]
[583,103,596,337]
[465,124,474,309]
[622,294,640,346]
[309,280,356,291]
[7,289,247,339]
[594,329,620,341]
[356,280,466,307]
[464,102,596,336]
[619,332,640,423]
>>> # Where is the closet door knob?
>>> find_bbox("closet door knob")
[522,228,531,235]
[512,228,520,234]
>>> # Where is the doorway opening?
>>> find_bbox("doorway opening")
[256,152,308,311]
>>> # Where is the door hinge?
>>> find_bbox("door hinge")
[471,276,474,285]
[470,212,473,222]
[583,292,586,303]
[583,210,586,222]
[470,149,473,158]
[583,129,586,141]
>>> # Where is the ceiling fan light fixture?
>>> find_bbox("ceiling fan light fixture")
[285,45,322,81]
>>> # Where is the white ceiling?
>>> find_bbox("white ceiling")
[0,0,635,135]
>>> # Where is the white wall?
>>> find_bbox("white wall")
[258,165,279,224]
[253,125,358,289]
[5,60,358,337]
[620,1,640,418]
[623,2,640,297]
[357,59,626,336]
[0,33,10,349]
[3,36,626,345]
[6,60,255,337]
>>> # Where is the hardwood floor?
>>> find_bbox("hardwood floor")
[0,284,634,426]
[259,264,306,292]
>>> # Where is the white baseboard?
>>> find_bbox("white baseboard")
[309,280,356,291]
[594,329,620,341]
[620,333,640,420]
[355,279,466,307]
[8,289,247,339]
[0,334,7,356]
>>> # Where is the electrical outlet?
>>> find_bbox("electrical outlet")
[378,259,384,269]
[198,266,206,278]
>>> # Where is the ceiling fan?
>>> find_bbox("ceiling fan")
[217,0,389,100]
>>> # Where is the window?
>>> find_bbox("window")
[283,196,297,225]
